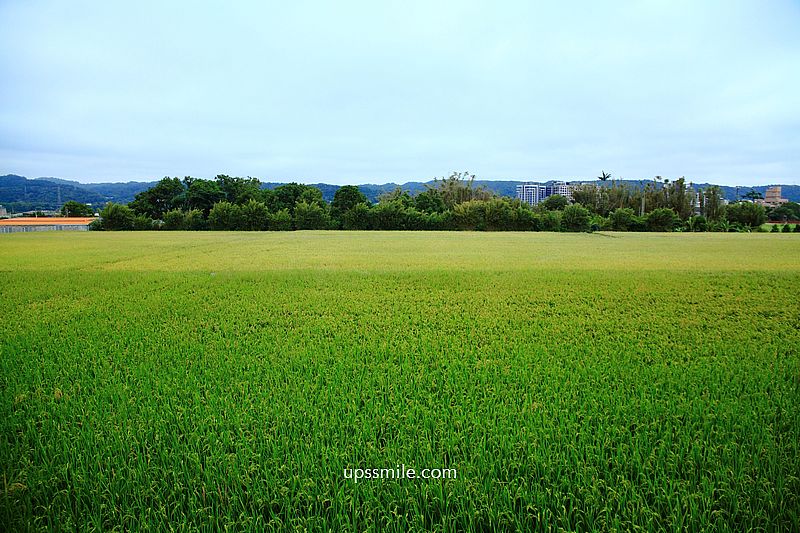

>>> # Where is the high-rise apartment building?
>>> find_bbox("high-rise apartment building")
[516,181,576,206]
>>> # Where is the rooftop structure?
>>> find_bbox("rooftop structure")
[0,217,96,233]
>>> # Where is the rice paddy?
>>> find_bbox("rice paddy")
[1,231,799,531]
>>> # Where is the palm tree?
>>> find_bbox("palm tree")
[743,189,763,203]
[598,171,611,181]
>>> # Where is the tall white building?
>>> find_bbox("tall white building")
[516,183,548,205]
[516,181,576,206]
[546,181,574,201]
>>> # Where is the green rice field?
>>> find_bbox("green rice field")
[1,232,799,531]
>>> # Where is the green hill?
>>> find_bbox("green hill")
[2,174,798,211]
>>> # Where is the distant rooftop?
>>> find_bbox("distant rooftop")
[0,217,95,226]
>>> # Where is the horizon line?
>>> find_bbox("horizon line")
[4,173,799,188]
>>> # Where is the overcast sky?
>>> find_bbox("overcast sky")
[1,0,799,185]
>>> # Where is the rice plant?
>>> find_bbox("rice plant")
[1,232,798,531]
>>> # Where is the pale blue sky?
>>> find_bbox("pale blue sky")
[1,0,799,185]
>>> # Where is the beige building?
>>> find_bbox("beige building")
[757,186,788,208]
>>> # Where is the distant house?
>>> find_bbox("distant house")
[0,205,7,217]
[0,217,96,233]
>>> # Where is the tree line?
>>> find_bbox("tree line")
[89,172,800,233]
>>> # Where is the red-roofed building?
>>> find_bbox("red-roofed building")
[0,217,96,233]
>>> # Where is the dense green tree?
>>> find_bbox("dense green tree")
[267,183,323,214]
[608,183,640,214]
[561,204,591,232]
[685,215,708,232]
[771,224,780,233]
[185,179,225,216]
[377,187,413,207]
[239,199,270,231]
[571,182,639,216]
[541,194,569,211]
[260,188,276,208]
[268,209,292,231]
[589,214,611,231]
[767,202,800,222]
[129,177,185,219]
[162,208,204,230]
[513,205,540,231]
[370,201,411,230]
[540,210,561,231]
[208,201,243,230]
[72,174,787,234]
[299,187,325,207]
[98,203,135,231]
[636,177,694,217]
[448,198,529,231]
[332,186,367,213]
[294,200,331,230]
[402,207,429,230]
[413,189,447,214]
[635,177,695,220]
[132,214,155,231]
[331,186,368,227]
[61,200,93,217]
[609,208,636,231]
[571,185,601,214]
[215,175,262,205]
[725,201,767,228]
[782,223,792,233]
[162,209,187,230]
[184,209,205,230]
[342,203,372,230]
[428,171,493,209]
[482,198,515,231]
[645,208,679,232]
[451,200,485,230]
[424,210,454,231]
[266,184,300,213]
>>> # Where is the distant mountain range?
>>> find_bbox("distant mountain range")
[1,174,798,212]
[0,175,158,212]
